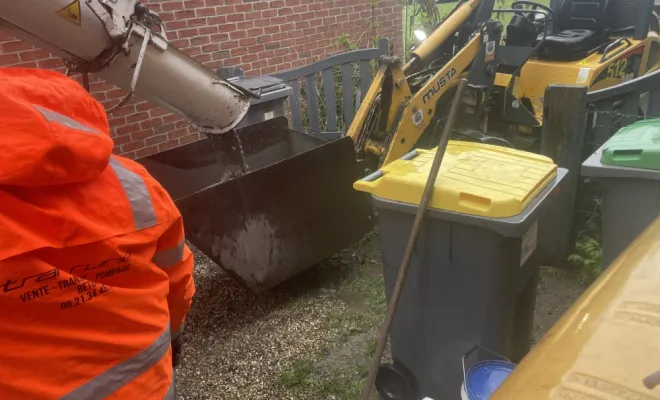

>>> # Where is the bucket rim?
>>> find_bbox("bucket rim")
[463,360,515,400]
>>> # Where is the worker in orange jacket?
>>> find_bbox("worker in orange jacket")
[0,68,195,399]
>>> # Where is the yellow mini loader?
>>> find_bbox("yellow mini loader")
[145,0,660,293]
[348,0,660,167]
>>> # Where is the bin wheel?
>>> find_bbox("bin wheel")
[375,362,418,400]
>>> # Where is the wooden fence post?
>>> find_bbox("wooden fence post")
[538,84,588,268]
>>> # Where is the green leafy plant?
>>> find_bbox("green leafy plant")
[284,0,384,134]
[568,180,603,283]
[278,360,314,388]
[405,0,443,54]
[334,0,384,52]
[290,63,369,134]
[568,234,602,284]
[334,34,359,51]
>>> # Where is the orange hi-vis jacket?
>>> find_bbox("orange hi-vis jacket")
[0,68,195,399]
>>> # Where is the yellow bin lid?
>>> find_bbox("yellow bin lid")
[354,141,558,218]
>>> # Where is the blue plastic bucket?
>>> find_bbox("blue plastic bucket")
[460,360,515,400]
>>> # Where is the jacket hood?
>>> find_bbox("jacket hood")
[0,68,114,187]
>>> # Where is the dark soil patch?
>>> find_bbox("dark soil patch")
[532,267,586,343]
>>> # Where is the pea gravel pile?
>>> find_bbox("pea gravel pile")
[175,246,356,400]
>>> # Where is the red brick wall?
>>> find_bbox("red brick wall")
[0,0,402,159]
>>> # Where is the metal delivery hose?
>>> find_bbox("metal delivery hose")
[361,78,468,400]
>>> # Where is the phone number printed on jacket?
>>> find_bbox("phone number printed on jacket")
[59,281,112,309]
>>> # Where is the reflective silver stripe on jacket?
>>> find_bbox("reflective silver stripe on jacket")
[163,377,176,400]
[153,240,185,268]
[172,321,185,342]
[59,325,172,400]
[32,105,100,135]
[109,157,158,230]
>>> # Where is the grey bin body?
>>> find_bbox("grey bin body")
[374,169,567,400]
[227,73,292,130]
[582,144,660,268]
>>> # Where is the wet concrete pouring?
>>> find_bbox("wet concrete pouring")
[176,232,585,400]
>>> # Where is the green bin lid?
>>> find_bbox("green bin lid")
[600,119,660,170]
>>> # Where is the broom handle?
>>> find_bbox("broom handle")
[361,78,468,400]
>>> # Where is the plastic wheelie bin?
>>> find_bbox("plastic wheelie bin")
[582,118,660,267]
[217,67,292,131]
[354,141,567,400]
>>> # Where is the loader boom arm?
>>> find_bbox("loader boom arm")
[406,0,483,72]
[349,34,481,166]
[347,0,499,167]
[383,34,480,164]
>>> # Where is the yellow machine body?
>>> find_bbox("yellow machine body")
[491,217,660,400]
[347,0,660,167]
[498,34,660,124]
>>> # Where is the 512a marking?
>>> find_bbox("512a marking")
[607,58,630,80]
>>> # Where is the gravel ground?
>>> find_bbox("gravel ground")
[176,244,371,400]
[176,237,585,400]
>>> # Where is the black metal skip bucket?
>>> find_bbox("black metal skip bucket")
[139,117,373,292]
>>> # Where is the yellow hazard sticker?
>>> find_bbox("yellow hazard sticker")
[56,0,81,26]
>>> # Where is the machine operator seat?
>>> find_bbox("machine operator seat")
[533,0,654,61]
[534,0,608,61]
